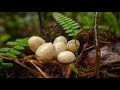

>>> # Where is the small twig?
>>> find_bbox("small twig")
[94,12,101,78]
[84,45,95,51]
[6,73,14,78]
[2,56,44,76]
[29,60,51,78]
[81,72,93,77]
[64,65,72,78]
[1,56,15,61]
[102,70,120,78]
[81,60,120,77]
[102,60,120,66]
[14,59,43,76]
[75,43,87,65]
[108,67,120,72]
[2,56,51,77]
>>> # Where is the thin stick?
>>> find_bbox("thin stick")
[2,56,51,78]
[14,59,43,76]
[84,45,94,51]
[94,12,101,78]
[29,60,50,78]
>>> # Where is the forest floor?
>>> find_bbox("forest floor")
[1,21,120,78]
[0,25,120,78]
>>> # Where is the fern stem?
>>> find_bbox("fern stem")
[94,12,101,78]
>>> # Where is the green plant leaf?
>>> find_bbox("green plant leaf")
[1,63,13,69]
[9,48,20,55]
[70,63,80,75]
[0,58,3,64]
[15,38,28,45]
[14,45,25,50]
[74,29,81,34]
[62,24,69,28]
[63,26,71,30]
[0,33,11,43]
[17,42,28,47]
[65,29,74,33]
[5,52,17,58]
[6,41,17,46]
[68,33,75,36]
[15,39,23,42]
[0,53,5,57]
[53,12,82,37]
[0,37,29,63]
[0,48,11,52]
[116,29,120,36]
[59,22,66,25]
[104,12,117,27]
[23,38,29,42]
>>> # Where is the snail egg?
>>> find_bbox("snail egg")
[57,51,76,63]
[53,42,67,58]
[35,42,56,61]
[28,36,45,52]
[67,39,80,52]
[53,36,67,44]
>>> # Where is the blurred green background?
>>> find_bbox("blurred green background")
[0,12,120,47]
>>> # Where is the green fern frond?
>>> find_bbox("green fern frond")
[0,53,5,57]
[0,48,20,55]
[0,37,29,70]
[17,42,28,47]
[14,45,25,50]
[6,41,17,46]
[7,38,28,47]
[1,63,13,69]
[0,48,11,52]
[0,58,13,70]
[9,49,20,55]
[0,37,29,59]
[15,38,29,43]
[53,12,82,37]
[5,52,17,58]
[0,58,3,63]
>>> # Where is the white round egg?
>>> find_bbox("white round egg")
[67,39,80,52]
[28,36,45,52]
[57,51,76,63]
[53,42,67,58]
[35,42,56,62]
[53,36,67,44]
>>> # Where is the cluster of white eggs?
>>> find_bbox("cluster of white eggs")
[28,36,80,64]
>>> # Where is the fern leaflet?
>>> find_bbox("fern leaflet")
[0,37,29,59]
[53,12,82,37]
[0,58,13,70]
